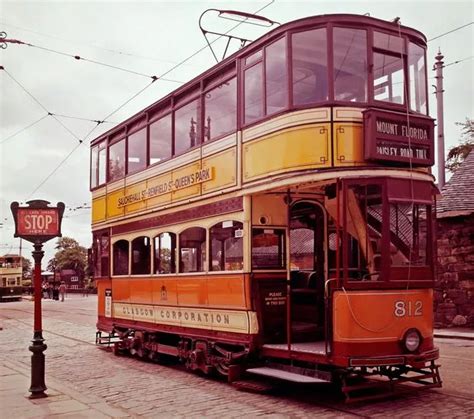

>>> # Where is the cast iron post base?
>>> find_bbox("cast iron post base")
[28,331,47,398]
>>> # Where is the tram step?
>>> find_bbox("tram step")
[232,379,275,393]
[246,367,327,383]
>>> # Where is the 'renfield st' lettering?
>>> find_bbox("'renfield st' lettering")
[117,167,214,208]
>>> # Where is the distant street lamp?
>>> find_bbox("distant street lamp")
[11,200,65,399]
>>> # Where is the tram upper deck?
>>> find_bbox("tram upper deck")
[90,14,434,228]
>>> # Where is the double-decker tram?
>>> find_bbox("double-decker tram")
[91,13,441,401]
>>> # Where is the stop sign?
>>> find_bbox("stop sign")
[17,208,59,236]
[11,200,64,243]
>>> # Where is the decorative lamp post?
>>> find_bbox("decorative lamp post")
[11,200,65,399]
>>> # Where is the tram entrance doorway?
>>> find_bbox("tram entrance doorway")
[289,201,326,343]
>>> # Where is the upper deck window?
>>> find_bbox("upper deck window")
[90,141,106,188]
[409,42,427,114]
[374,31,405,54]
[373,52,404,104]
[292,28,328,105]
[373,31,405,105]
[150,114,172,164]
[333,28,368,102]
[265,37,288,115]
[128,128,147,174]
[175,99,200,156]
[108,138,125,182]
[244,61,264,124]
[204,77,237,141]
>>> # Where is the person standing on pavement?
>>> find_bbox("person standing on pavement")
[59,281,66,302]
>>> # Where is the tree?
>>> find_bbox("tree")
[446,118,474,173]
[48,237,88,278]
[21,256,32,279]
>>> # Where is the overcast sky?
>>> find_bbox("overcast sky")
[1,0,473,265]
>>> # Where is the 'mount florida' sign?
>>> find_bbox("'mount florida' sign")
[363,109,435,166]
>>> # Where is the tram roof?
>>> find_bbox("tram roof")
[438,151,474,218]
[91,13,427,147]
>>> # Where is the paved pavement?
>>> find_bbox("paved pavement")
[1,295,474,418]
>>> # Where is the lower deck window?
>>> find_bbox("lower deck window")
[252,228,286,269]
[210,221,243,271]
[113,240,129,275]
[131,236,151,275]
[180,227,206,273]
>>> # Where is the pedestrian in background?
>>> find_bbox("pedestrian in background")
[59,281,66,302]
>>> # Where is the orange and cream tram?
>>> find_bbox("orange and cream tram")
[91,13,441,400]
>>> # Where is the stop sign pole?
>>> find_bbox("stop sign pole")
[11,200,65,399]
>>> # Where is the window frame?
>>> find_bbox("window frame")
[209,220,244,272]
[340,178,435,289]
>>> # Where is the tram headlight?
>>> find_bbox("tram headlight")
[403,328,421,352]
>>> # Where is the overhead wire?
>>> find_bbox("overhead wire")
[0,20,185,66]
[427,21,473,42]
[2,67,83,143]
[9,0,276,199]
[0,113,49,145]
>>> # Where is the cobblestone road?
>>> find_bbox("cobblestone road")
[1,296,473,418]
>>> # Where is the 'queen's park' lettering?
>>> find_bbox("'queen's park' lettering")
[117,168,214,208]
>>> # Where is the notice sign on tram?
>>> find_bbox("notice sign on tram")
[11,200,65,244]
[363,109,435,166]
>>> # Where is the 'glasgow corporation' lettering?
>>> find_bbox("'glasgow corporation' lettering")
[376,120,429,141]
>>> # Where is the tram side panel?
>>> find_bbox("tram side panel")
[332,289,435,365]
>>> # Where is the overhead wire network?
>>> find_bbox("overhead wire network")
[2,0,276,204]
[2,4,470,203]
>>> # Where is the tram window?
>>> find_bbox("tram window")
[290,228,314,270]
[292,28,328,105]
[179,227,206,273]
[244,63,264,124]
[265,37,288,115]
[389,203,428,267]
[113,239,129,275]
[210,221,244,271]
[154,232,176,274]
[373,52,404,104]
[127,128,147,174]
[93,232,110,277]
[204,77,237,142]
[409,42,427,114]
[174,99,200,156]
[150,114,172,164]
[252,228,286,269]
[131,236,151,275]
[345,184,383,280]
[90,142,106,188]
[374,31,405,54]
[108,139,126,182]
[333,28,368,102]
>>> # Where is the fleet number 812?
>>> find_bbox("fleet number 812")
[394,300,423,317]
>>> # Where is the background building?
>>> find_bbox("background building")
[436,151,474,327]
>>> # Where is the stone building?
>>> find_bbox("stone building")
[436,151,474,327]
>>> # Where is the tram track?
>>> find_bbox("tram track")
[2,309,472,415]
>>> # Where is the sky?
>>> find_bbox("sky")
[0,0,473,266]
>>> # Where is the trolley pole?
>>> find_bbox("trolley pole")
[29,241,47,398]
[434,50,445,189]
